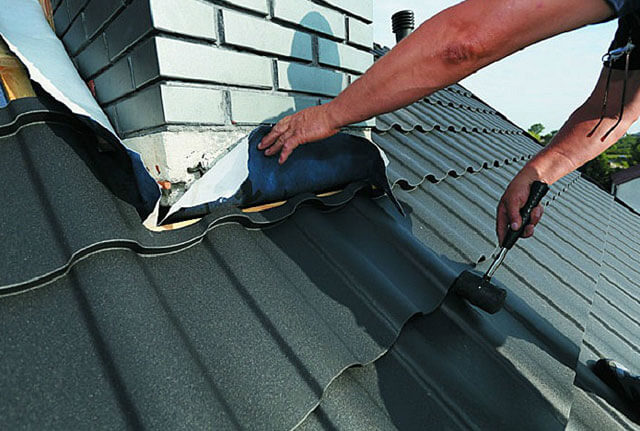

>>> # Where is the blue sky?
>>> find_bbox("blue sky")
[372,1,637,134]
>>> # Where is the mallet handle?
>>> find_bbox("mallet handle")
[502,181,549,250]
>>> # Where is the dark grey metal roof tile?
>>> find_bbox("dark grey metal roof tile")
[374,85,526,136]
[0,276,129,429]
[375,105,522,134]
[1,98,395,295]
[376,128,537,188]
[303,139,640,431]
[568,386,640,431]
[302,296,577,431]
[1,195,460,429]
[446,83,474,98]
[426,89,497,114]
[5,45,640,428]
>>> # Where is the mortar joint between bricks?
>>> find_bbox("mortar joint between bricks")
[344,15,349,43]
[311,0,372,24]
[223,90,232,125]
[311,35,319,66]
[272,59,279,92]
[268,0,275,18]
[80,11,89,41]
[126,56,136,90]
[217,8,226,45]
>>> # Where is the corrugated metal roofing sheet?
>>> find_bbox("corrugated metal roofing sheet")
[377,127,543,187]
[299,43,640,430]
[2,95,463,429]
[299,147,640,430]
[376,103,523,133]
[567,204,640,429]
[2,53,640,429]
[0,203,456,430]
[297,168,623,430]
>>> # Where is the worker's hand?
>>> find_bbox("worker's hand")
[259,104,341,164]
[496,167,545,245]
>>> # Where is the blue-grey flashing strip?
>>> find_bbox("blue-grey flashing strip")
[164,125,401,224]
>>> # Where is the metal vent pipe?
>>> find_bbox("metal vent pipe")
[392,10,415,43]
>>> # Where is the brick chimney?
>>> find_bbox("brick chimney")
[53,0,374,204]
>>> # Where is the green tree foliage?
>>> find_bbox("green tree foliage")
[540,130,558,146]
[527,123,557,145]
[631,139,640,164]
[580,154,612,190]
[527,123,545,141]
[579,133,640,190]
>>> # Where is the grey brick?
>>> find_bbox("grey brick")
[105,0,152,60]
[115,83,225,133]
[114,85,164,133]
[318,39,372,73]
[230,91,317,124]
[347,17,373,49]
[152,37,272,88]
[94,57,134,104]
[84,0,124,39]
[273,0,345,40]
[62,14,87,56]
[130,37,160,88]
[223,9,311,61]
[322,0,373,23]
[224,0,268,14]
[67,0,88,22]
[104,0,216,60]
[161,85,225,125]
[75,34,109,78]
[150,0,216,41]
[103,105,120,135]
[53,3,70,36]
[277,61,347,96]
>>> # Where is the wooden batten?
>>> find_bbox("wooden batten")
[38,0,55,31]
[0,39,36,101]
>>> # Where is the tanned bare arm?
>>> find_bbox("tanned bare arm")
[259,0,614,164]
[497,67,640,243]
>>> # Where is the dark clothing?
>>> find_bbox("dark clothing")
[608,14,640,69]
[604,0,640,69]
[604,0,640,16]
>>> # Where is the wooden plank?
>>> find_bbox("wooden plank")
[38,0,55,31]
[147,218,202,232]
[242,189,343,213]
[0,40,35,101]
[149,189,346,230]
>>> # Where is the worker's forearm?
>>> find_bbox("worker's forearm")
[326,16,477,127]
[524,102,633,185]
[323,0,613,129]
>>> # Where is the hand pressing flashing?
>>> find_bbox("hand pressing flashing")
[258,105,341,164]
